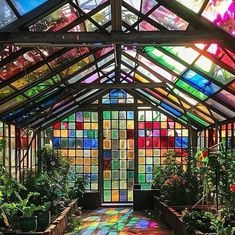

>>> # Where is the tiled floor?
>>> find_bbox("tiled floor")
[66,207,172,235]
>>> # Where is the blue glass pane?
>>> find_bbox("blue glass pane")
[0,0,17,29]
[53,137,60,148]
[91,139,98,148]
[160,102,181,117]
[120,190,127,202]
[146,165,152,173]
[127,111,134,119]
[182,70,220,96]
[91,174,98,181]
[182,137,188,148]
[103,150,111,159]
[146,174,153,182]
[84,138,91,149]
[138,130,145,137]
[110,89,127,98]
[11,0,47,15]
[69,138,76,148]
[69,130,75,137]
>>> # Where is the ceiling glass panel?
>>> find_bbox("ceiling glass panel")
[75,0,108,13]
[163,46,199,65]
[187,112,209,126]
[0,86,15,99]
[139,20,159,31]
[194,55,235,85]
[0,0,17,29]
[10,64,51,89]
[182,70,220,96]
[124,0,141,10]
[175,0,205,13]
[149,5,189,30]
[0,50,43,80]
[216,90,235,108]
[202,0,235,37]
[29,3,79,32]
[144,47,187,75]
[141,0,158,14]
[11,0,47,15]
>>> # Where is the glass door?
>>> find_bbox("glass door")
[102,110,135,203]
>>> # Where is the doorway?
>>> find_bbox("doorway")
[102,110,135,203]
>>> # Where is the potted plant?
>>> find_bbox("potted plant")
[15,192,45,232]
[34,202,51,231]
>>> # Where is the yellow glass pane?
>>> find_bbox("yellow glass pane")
[104,130,111,139]
[135,73,149,83]
[69,157,76,164]
[175,123,181,128]
[146,149,153,156]
[53,130,60,137]
[61,149,67,156]
[139,157,145,164]
[120,181,127,189]
[84,166,90,173]
[128,190,133,201]
[120,130,126,139]
[61,130,68,137]
[84,123,91,129]
[127,120,134,129]
[138,149,145,156]
[103,140,111,149]
[84,158,91,165]
[112,190,119,202]
[127,139,134,149]
[120,150,126,159]
[103,120,111,129]
[76,158,83,164]
[127,150,134,159]
[120,140,126,149]
[91,123,98,129]
[91,150,98,157]
[161,122,167,128]
[104,170,111,180]
[91,158,98,165]
[76,150,83,156]
[69,150,75,156]
[155,88,168,96]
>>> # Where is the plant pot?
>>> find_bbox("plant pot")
[35,211,51,231]
[19,216,37,232]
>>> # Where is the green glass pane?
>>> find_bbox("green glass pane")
[24,87,38,97]
[128,160,134,170]
[119,120,126,129]
[91,166,98,173]
[120,150,126,159]
[75,165,83,173]
[128,171,134,179]
[111,111,118,119]
[176,80,207,100]
[112,130,119,139]
[138,174,145,183]
[84,112,90,121]
[104,190,111,202]
[112,160,120,169]
[145,47,186,75]
[112,181,119,189]
[103,111,111,119]
[141,183,151,190]
[187,112,209,126]
[112,150,119,158]
[104,181,111,189]
[120,181,127,189]
[91,112,98,122]
[112,170,119,179]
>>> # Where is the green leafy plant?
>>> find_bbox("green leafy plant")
[153,150,183,188]
[68,176,88,200]
[182,210,215,233]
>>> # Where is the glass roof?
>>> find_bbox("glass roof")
[0,0,234,130]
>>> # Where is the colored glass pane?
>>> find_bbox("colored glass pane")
[194,56,234,85]
[202,0,235,37]
[182,70,220,96]
[187,112,209,126]
[0,86,15,99]
[11,0,47,15]
[0,0,17,29]
[149,6,189,30]
[216,90,235,108]
[175,0,205,13]
[163,46,199,64]
[144,47,186,75]
[176,79,207,100]
[30,3,78,31]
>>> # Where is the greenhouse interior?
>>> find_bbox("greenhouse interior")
[0,0,235,234]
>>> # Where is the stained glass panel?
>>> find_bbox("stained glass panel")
[138,110,189,189]
[103,111,134,203]
[52,112,99,190]
[0,0,17,29]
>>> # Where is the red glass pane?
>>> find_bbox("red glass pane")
[168,137,174,147]
[146,137,153,148]
[161,137,167,148]
[53,122,61,129]
[153,137,160,148]
[153,121,160,129]
[138,137,146,148]
[76,122,84,129]
[160,129,167,136]
[127,129,134,139]
[138,122,145,129]
[146,121,153,129]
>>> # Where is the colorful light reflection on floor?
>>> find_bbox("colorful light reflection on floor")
[68,208,171,235]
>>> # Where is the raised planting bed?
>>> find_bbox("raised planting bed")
[154,196,204,235]
[2,199,78,235]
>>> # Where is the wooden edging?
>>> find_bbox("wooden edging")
[154,197,203,235]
